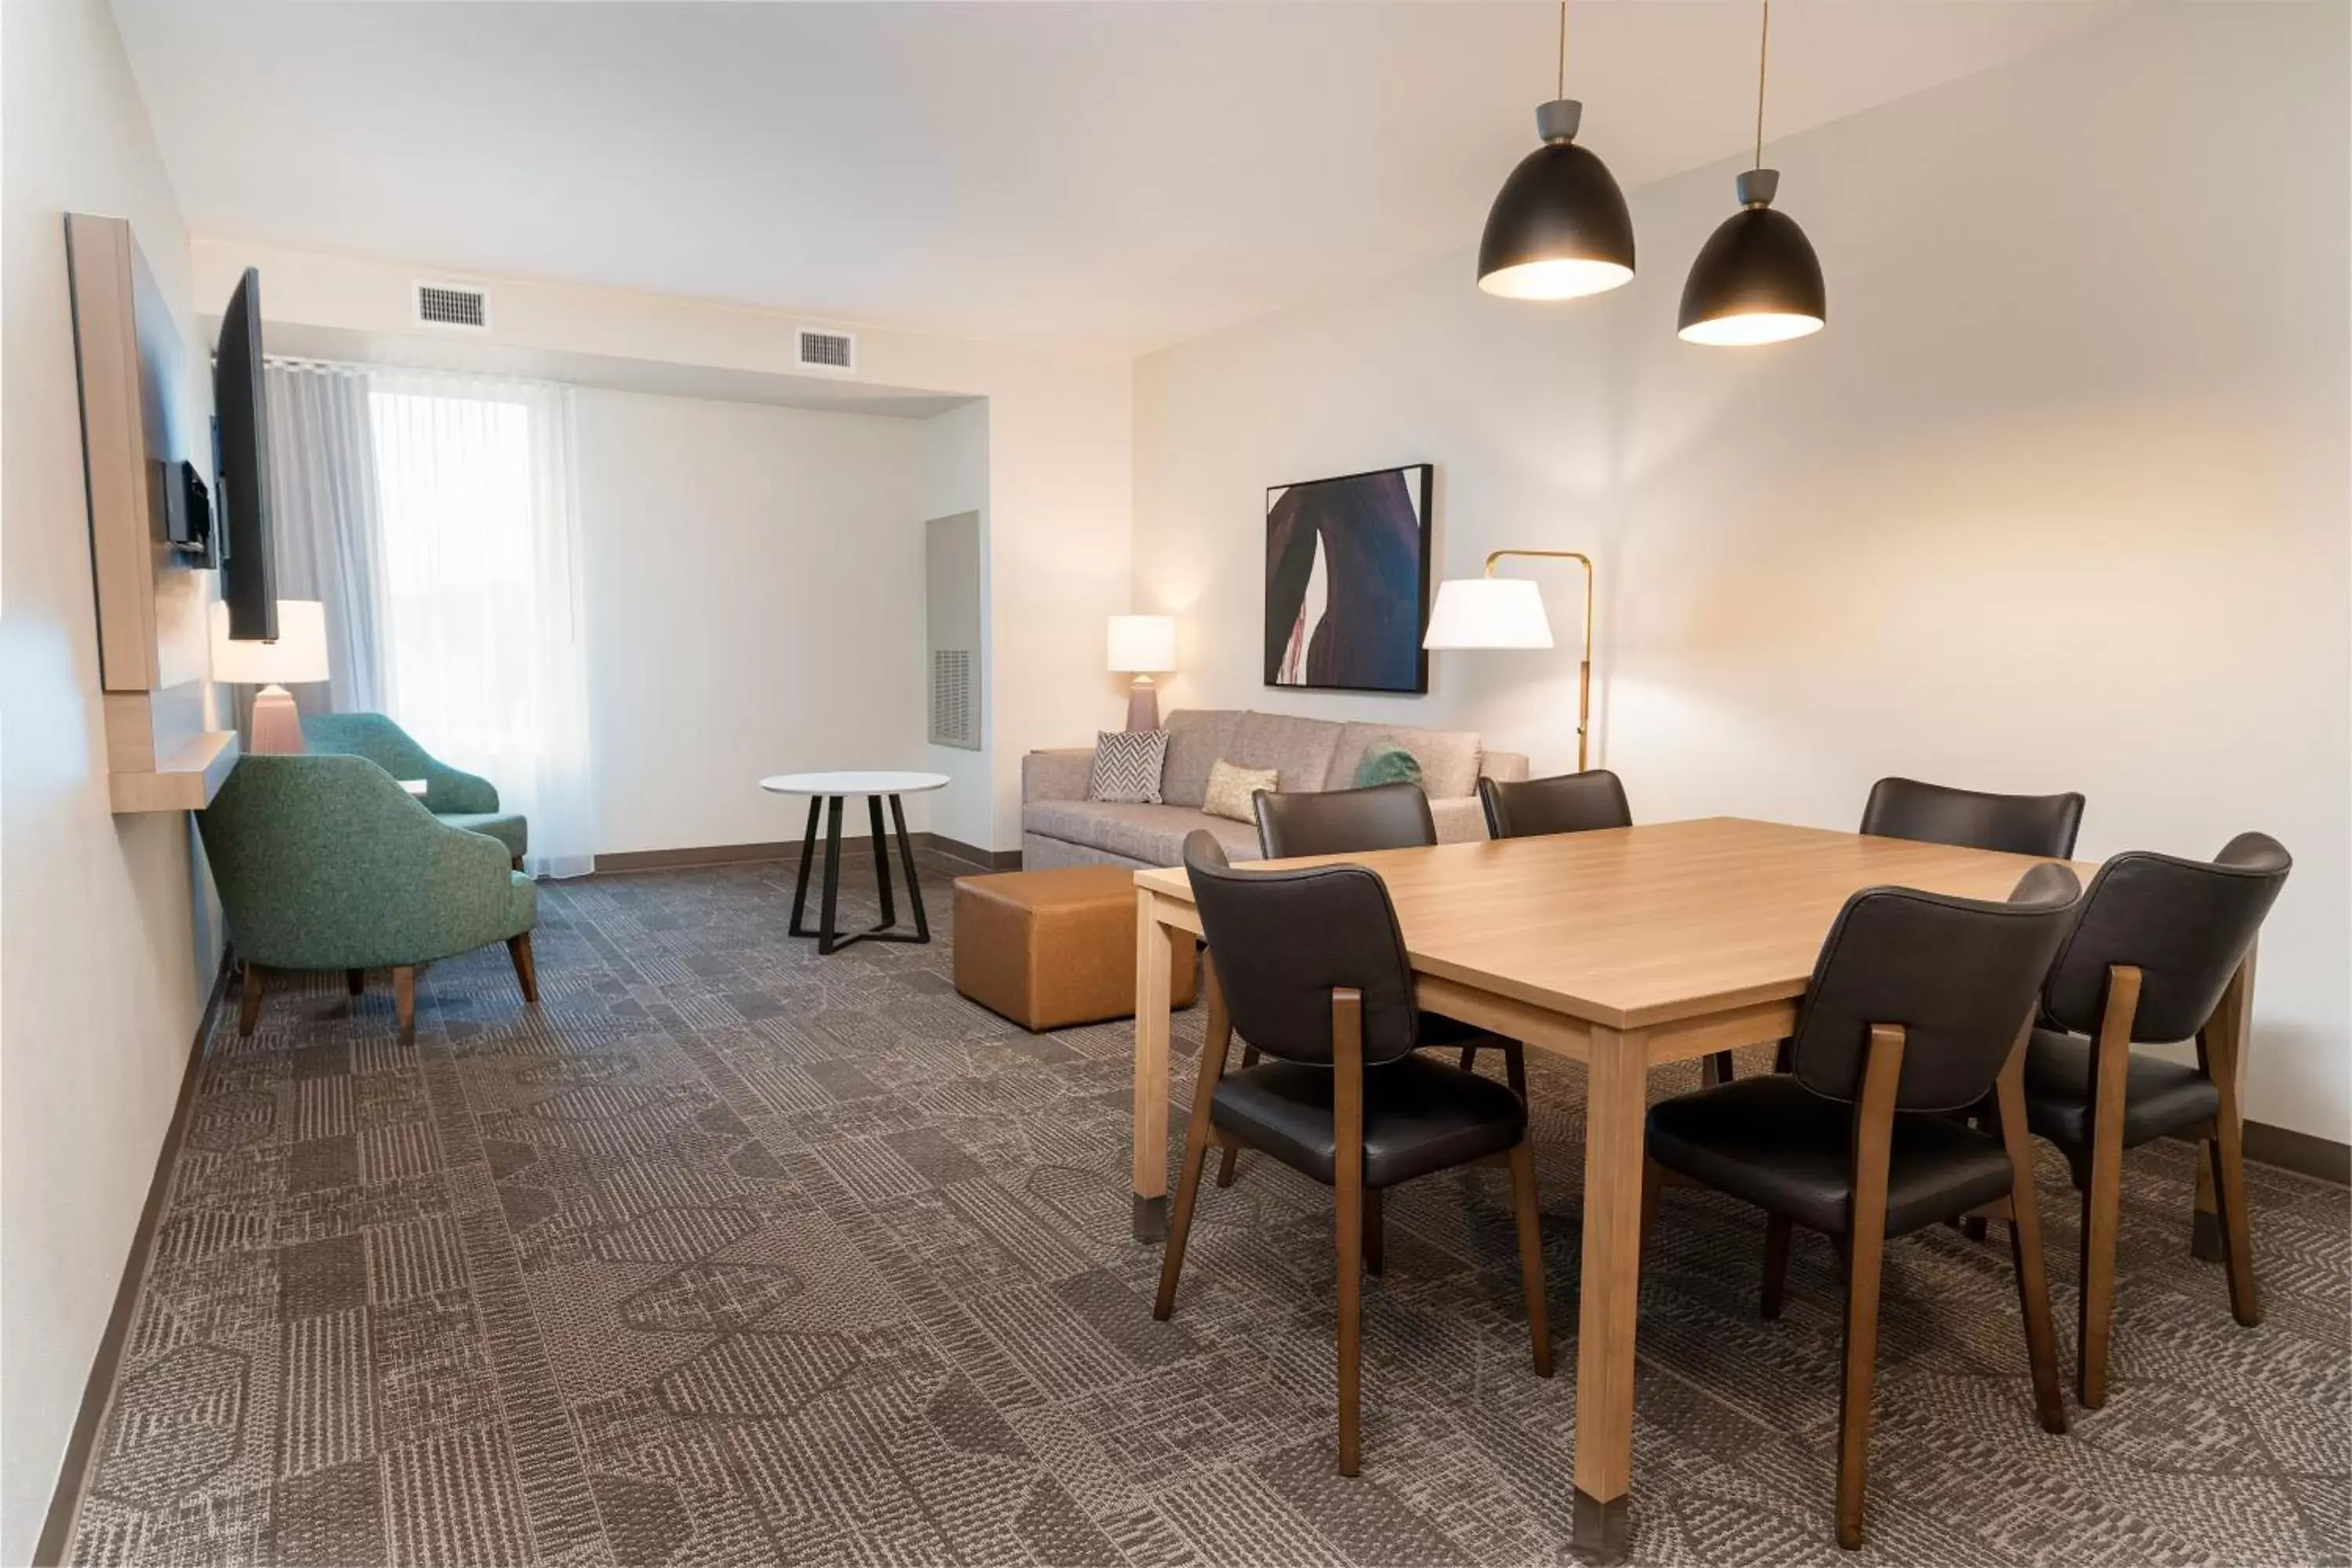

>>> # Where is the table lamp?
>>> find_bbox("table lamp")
[210,597,328,754]
[1423,550,1595,771]
[1107,615,1177,731]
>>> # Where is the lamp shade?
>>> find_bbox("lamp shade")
[1106,615,1176,673]
[1677,169,1825,346]
[210,598,328,685]
[1477,100,1636,301]
[1422,578,1554,650]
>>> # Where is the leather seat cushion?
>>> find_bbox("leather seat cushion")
[1211,1054,1526,1189]
[1646,1075,2015,1237]
[438,811,528,861]
[2020,1028,2220,1151]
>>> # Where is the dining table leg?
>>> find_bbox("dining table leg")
[1573,1023,1649,1562]
[1132,888,1176,1242]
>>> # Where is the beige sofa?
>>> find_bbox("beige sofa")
[1022,708,1530,870]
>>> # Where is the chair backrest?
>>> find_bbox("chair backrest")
[1183,830,1418,1065]
[1479,769,1632,840]
[1789,863,2083,1112]
[1860,776,2085,858]
[2042,832,2291,1043]
[1254,780,1435,859]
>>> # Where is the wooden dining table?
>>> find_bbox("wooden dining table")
[1128,815,2105,1560]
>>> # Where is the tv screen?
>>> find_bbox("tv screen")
[212,268,277,641]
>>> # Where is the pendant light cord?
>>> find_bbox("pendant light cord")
[1754,0,1770,169]
[1556,0,1567,101]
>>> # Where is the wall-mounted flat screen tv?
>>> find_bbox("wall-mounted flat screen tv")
[212,267,277,641]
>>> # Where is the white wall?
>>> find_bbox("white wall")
[0,0,223,1556]
[191,238,1133,851]
[920,399,997,853]
[575,390,932,855]
[1133,2,2350,1144]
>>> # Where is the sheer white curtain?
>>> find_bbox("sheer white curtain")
[262,361,390,716]
[367,370,596,877]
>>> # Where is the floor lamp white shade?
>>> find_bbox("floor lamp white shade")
[1422,578,1555,649]
[1107,615,1177,731]
[211,598,330,753]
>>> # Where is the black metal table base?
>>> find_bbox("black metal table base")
[787,792,932,955]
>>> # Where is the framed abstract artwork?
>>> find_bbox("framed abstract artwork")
[1265,463,1432,694]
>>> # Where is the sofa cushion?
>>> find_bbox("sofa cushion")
[1203,760,1279,823]
[1330,722,1481,800]
[1161,710,1240,808]
[1231,710,1342,793]
[1022,800,1262,868]
[1086,729,1167,804]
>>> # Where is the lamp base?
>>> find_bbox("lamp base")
[249,685,306,754]
[1124,676,1161,732]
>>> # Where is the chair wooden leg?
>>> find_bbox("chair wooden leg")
[1835,1023,1904,1552]
[1503,1042,1527,1102]
[1962,1216,1989,1243]
[1214,1023,1248,1187]
[393,966,417,1044]
[506,932,539,1005]
[238,964,265,1034]
[1155,959,1232,1321]
[2078,965,2140,1409]
[1363,1188,1385,1276]
[1332,989,1366,1477]
[1510,1139,1554,1377]
[1458,1044,1479,1073]
[346,968,365,998]
[1761,1215,1792,1321]
[2199,960,2262,1326]
[1994,1030,2069,1435]
[2190,1149,2225,1261]
[1702,1051,1737,1086]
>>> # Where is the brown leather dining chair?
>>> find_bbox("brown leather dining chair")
[1477,768,1632,840]
[1155,831,1551,1476]
[2017,831,2291,1406]
[1230,784,1526,1206]
[1642,863,2082,1551]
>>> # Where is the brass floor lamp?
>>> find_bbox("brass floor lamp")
[1422,549,1595,772]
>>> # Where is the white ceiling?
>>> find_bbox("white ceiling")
[114,2,2125,359]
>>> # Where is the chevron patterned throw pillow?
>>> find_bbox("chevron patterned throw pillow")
[1087,729,1169,804]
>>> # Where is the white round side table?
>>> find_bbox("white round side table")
[759,771,950,955]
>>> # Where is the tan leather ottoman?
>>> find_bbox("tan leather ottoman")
[953,865,1197,1031]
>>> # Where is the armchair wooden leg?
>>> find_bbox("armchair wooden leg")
[1994,1033,2069,1435]
[238,964,265,1035]
[2199,967,2263,1327]
[1155,959,1232,1322]
[1510,1139,1554,1377]
[507,933,539,1005]
[1363,1188,1385,1276]
[346,968,365,998]
[393,966,417,1045]
[2078,966,2140,1409]
[1835,1024,1904,1552]
[1761,1215,1792,1321]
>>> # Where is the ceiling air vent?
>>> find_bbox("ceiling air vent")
[415,282,489,330]
[796,328,855,373]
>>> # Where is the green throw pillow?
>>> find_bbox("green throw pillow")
[1354,741,1424,789]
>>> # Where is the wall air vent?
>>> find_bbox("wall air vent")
[415,282,489,330]
[930,649,976,749]
[796,328,856,373]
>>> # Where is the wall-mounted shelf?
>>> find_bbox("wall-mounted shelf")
[109,729,238,814]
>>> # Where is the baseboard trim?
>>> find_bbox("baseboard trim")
[593,833,1020,877]
[34,951,234,1566]
[2242,1119,2350,1185]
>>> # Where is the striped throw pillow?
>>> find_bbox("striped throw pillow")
[1087,730,1169,804]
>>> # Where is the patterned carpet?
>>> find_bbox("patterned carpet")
[62,859,2350,1566]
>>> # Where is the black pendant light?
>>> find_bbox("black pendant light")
[1678,0,1825,345]
[1477,1,1635,301]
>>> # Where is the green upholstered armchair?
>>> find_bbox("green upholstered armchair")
[198,753,539,1041]
[301,711,529,867]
